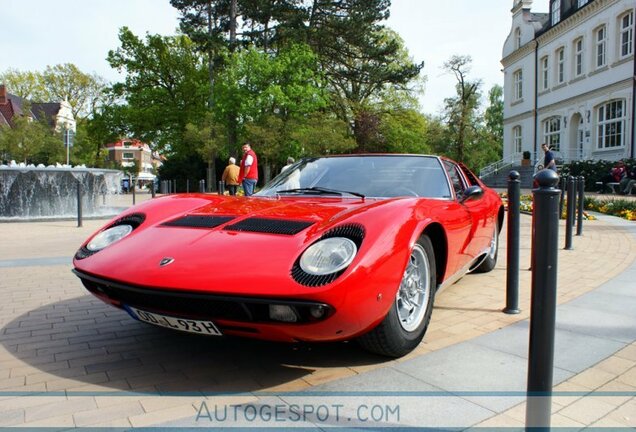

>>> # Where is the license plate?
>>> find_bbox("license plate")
[125,305,222,336]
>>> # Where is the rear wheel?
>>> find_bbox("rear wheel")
[473,222,499,273]
[357,235,436,358]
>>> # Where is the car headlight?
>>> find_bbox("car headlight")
[299,237,357,276]
[86,225,133,251]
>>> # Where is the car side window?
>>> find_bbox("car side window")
[443,160,467,199]
[458,163,479,186]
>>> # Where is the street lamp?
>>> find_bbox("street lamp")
[64,128,75,166]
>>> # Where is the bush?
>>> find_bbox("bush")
[561,158,636,192]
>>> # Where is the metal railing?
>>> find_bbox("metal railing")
[479,152,523,179]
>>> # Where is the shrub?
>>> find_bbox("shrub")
[561,158,636,192]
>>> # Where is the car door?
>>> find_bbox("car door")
[442,159,490,261]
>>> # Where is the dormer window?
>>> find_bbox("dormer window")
[578,0,588,7]
[123,141,132,148]
[551,0,561,25]
[514,28,521,49]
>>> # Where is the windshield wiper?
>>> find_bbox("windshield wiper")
[276,187,365,199]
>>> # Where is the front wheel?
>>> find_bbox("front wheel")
[357,235,436,358]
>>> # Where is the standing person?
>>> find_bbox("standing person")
[281,157,295,172]
[541,143,557,172]
[238,143,258,196]
[221,157,240,196]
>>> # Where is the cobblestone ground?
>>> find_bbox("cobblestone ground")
[0,206,634,427]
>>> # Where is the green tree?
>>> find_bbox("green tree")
[442,55,481,164]
[0,69,45,100]
[106,27,210,155]
[0,114,62,165]
[41,64,108,119]
[1,65,108,119]
[214,43,326,179]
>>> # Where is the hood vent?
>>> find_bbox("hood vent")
[162,215,235,229]
[224,218,314,235]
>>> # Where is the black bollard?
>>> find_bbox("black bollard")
[132,179,136,205]
[504,170,521,315]
[173,179,177,194]
[218,181,225,196]
[526,169,560,429]
[199,179,205,193]
[76,180,83,228]
[576,176,584,236]
[186,179,190,193]
[151,182,156,198]
[565,176,575,250]
[558,177,566,220]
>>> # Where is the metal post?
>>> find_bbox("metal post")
[576,176,584,236]
[504,171,521,314]
[199,179,205,193]
[173,180,177,194]
[526,169,560,429]
[186,179,190,193]
[132,178,136,205]
[558,177,566,220]
[218,181,225,196]
[565,176,575,250]
[151,181,156,198]
[76,180,83,228]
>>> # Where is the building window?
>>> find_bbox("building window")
[595,25,607,68]
[513,69,523,100]
[578,0,588,7]
[123,141,131,148]
[551,0,561,25]
[513,126,522,154]
[597,100,625,149]
[122,152,135,160]
[514,27,521,49]
[574,37,584,76]
[620,11,634,58]
[556,47,565,84]
[543,117,561,151]
[541,56,549,90]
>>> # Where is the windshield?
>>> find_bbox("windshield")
[256,155,452,199]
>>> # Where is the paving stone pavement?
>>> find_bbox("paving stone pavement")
[0,199,635,428]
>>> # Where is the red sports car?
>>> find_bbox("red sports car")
[73,155,503,357]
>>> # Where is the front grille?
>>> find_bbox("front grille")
[291,223,365,287]
[224,218,314,235]
[73,270,332,324]
[162,215,234,228]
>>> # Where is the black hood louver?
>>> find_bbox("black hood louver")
[162,215,235,229]
[224,218,314,235]
[291,223,365,287]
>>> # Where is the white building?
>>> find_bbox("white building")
[501,0,635,166]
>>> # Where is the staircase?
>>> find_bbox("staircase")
[480,165,535,189]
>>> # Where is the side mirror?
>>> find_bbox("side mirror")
[460,185,483,203]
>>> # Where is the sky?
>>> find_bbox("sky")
[1,0,552,115]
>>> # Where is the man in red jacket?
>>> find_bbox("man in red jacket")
[238,143,258,196]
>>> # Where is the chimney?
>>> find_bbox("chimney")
[0,84,6,105]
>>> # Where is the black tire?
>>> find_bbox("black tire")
[357,235,436,358]
[473,222,499,273]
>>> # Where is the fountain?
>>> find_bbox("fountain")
[0,161,124,220]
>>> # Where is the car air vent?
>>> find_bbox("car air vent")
[162,215,235,228]
[224,218,314,235]
[291,223,366,287]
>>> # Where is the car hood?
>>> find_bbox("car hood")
[74,195,416,297]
